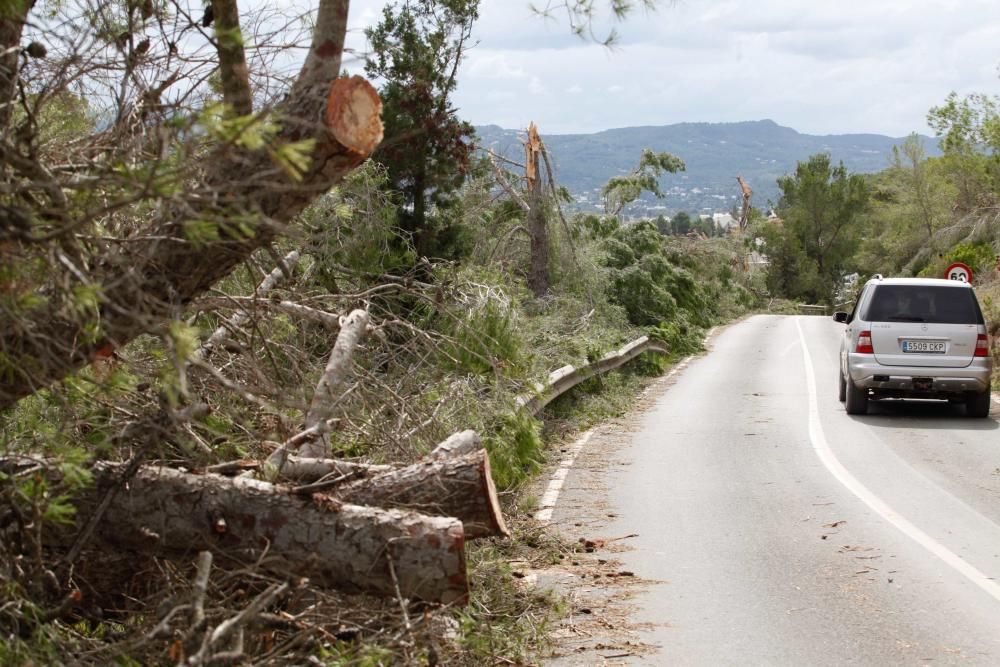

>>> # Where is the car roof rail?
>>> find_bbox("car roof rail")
[871,273,883,281]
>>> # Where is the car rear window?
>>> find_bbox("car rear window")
[864,285,983,324]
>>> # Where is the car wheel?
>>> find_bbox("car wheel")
[845,378,869,415]
[966,391,991,418]
[838,370,846,402]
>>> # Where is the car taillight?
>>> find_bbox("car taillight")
[975,334,989,357]
[856,331,873,354]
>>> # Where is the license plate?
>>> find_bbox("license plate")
[902,340,945,353]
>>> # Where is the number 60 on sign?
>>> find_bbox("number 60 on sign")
[944,262,972,283]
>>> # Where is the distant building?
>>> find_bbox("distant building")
[712,213,736,230]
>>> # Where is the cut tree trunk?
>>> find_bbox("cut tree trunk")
[275,457,393,481]
[337,448,509,540]
[428,429,481,459]
[48,464,468,604]
[225,445,507,539]
[299,308,369,459]
[0,0,381,410]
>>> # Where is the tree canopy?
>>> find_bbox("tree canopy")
[763,154,869,302]
[365,0,480,259]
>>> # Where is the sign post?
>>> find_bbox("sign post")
[944,262,973,283]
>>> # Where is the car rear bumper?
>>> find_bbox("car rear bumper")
[847,355,993,394]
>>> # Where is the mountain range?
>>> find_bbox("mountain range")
[474,120,940,218]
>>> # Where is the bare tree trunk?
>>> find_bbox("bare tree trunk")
[428,429,481,459]
[51,463,469,604]
[298,308,369,458]
[525,123,549,297]
[274,457,392,481]
[205,431,508,539]
[337,448,509,539]
[211,0,253,116]
[0,0,35,130]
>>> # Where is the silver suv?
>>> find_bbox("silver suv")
[833,276,993,417]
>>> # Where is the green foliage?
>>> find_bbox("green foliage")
[607,255,678,325]
[603,221,711,327]
[455,536,557,663]
[948,243,997,276]
[856,136,957,275]
[0,626,70,666]
[17,91,98,147]
[576,213,620,239]
[628,348,669,375]
[765,153,869,303]
[602,148,685,216]
[853,92,1000,279]
[927,91,1000,211]
[655,214,670,235]
[198,105,314,180]
[670,210,692,236]
[4,451,92,528]
[302,162,417,286]
[315,642,397,665]
[917,242,997,280]
[365,0,480,258]
[930,92,1000,155]
[440,298,524,376]
[484,411,544,490]
[648,314,703,356]
[759,221,825,302]
[530,0,658,46]
[0,0,28,18]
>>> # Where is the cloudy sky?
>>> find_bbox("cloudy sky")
[340,0,1000,137]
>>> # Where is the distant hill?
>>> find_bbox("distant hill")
[474,120,940,218]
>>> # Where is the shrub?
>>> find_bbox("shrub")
[603,221,714,327]
[649,313,704,356]
[484,411,544,490]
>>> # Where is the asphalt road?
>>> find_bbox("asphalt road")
[551,314,1000,665]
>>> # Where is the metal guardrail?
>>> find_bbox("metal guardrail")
[798,304,829,316]
[515,335,670,415]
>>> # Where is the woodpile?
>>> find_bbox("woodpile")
[1,301,662,609]
[2,307,509,607]
[4,429,506,606]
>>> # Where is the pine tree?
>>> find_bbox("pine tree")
[365,0,480,259]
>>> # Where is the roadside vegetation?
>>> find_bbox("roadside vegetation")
[3,0,996,660]
[755,90,1000,385]
[0,0,759,663]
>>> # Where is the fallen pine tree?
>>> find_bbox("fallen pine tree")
[1,431,504,605]
[0,333,666,610]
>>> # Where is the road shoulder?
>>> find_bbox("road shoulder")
[526,336,717,665]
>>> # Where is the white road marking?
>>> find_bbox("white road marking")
[795,317,1000,603]
[534,328,717,524]
[534,429,594,523]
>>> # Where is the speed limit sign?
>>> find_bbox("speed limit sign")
[944,262,973,283]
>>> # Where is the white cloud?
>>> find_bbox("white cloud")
[343,0,1000,136]
[465,53,528,80]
